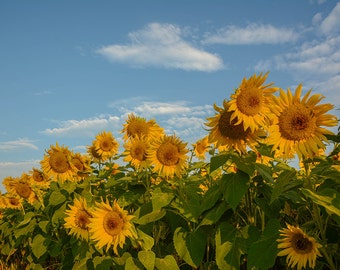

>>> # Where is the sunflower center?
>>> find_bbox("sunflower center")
[75,209,92,230]
[73,158,84,171]
[103,211,124,236]
[236,88,263,116]
[131,144,147,161]
[15,182,32,199]
[49,151,70,173]
[218,111,250,139]
[279,105,316,141]
[100,139,114,152]
[292,234,313,254]
[9,197,20,206]
[127,122,149,138]
[32,170,44,182]
[156,142,179,166]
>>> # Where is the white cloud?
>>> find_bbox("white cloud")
[320,2,340,35]
[42,116,120,136]
[96,22,224,72]
[203,23,298,45]
[0,138,39,151]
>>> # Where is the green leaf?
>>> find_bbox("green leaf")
[220,171,249,210]
[270,169,296,204]
[247,219,281,270]
[155,255,179,270]
[173,227,206,268]
[199,184,222,214]
[32,234,47,259]
[152,187,174,211]
[49,191,66,206]
[17,211,35,227]
[14,218,37,238]
[301,188,340,216]
[255,163,274,183]
[210,153,230,173]
[125,257,144,270]
[138,250,155,270]
[198,200,229,227]
[93,256,113,269]
[134,209,166,225]
[137,229,154,251]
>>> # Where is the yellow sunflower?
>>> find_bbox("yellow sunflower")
[3,174,36,204]
[123,135,150,170]
[205,101,264,154]
[2,195,23,210]
[64,197,93,241]
[148,134,189,178]
[121,113,164,141]
[192,136,210,160]
[277,224,322,270]
[29,167,50,189]
[87,142,102,163]
[72,152,92,179]
[94,131,119,161]
[41,142,78,183]
[89,200,136,254]
[267,84,338,159]
[2,176,18,194]
[227,72,277,132]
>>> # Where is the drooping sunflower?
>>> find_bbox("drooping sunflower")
[205,101,264,154]
[2,195,23,210]
[29,167,50,189]
[192,136,210,160]
[267,84,338,159]
[227,72,277,132]
[87,142,102,163]
[93,131,119,161]
[123,135,150,170]
[64,197,93,241]
[72,152,92,179]
[89,200,136,254]
[277,224,322,270]
[148,134,189,178]
[121,113,164,141]
[41,142,78,183]
[3,174,36,204]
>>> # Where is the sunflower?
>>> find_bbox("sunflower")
[64,197,93,241]
[192,136,210,160]
[72,152,92,179]
[2,176,18,194]
[227,72,277,132]
[205,101,264,154]
[267,85,338,159]
[94,131,119,161]
[277,224,322,270]
[2,195,23,210]
[148,134,189,178]
[41,142,78,183]
[3,174,36,204]
[29,167,50,189]
[89,200,136,254]
[87,142,102,163]
[121,113,164,141]
[123,135,150,170]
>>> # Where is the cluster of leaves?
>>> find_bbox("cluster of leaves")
[1,134,340,269]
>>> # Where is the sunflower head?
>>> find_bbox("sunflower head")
[277,224,322,270]
[29,168,50,188]
[89,200,136,254]
[148,134,189,178]
[41,142,78,183]
[267,85,338,160]
[123,135,150,170]
[227,72,277,132]
[94,131,119,161]
[121,113,164,141]
[192,136,210,160]
[72,153,92,179]
[64,197,93,241]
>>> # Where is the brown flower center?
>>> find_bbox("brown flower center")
[32,170,44,182]
[131,144,147,161]
[218,111,250,139]
[15,182,32,199]
[49,151,70,173]
[103,211,124,236]
[279,105,316,141]
[75,209,92,230]
[127,121,149,138]
[156,142,179,166]
[236,88,263,116]
[292,233,313,254]
[100,139,115,152]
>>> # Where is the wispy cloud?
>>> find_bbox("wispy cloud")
[33,90,53,96]
[0,139,39,151]
[41,116,121,137]
[319,2,340,35]
[96,22,224,72]
[203,23,298,45]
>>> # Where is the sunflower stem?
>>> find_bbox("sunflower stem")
[320,247,337,270]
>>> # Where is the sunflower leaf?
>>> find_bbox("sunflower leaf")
[31,234,47,259]
[210,153,230,173]
[155,255,180,270]
[138,250,155,270]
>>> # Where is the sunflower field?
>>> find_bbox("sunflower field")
[1,73,340,270]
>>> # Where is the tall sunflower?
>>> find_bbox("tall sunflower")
[94,131,119,161]
[123,135,150,170]
[41,142,78,183]
[89,200,136,254]
[72,152,92,179]
[205,101,264,154]
[227,72,277,132]
[267,85,338,159]
[277,224,322,270]
[148,134,189,178]
[3,174,36,204]
[87,142,102,163]
[64,197,93,241]
[192,136,210,160]
[29,167,50,189]
[121,113,164,141]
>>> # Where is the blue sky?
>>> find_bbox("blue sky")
[1,0,340,192]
